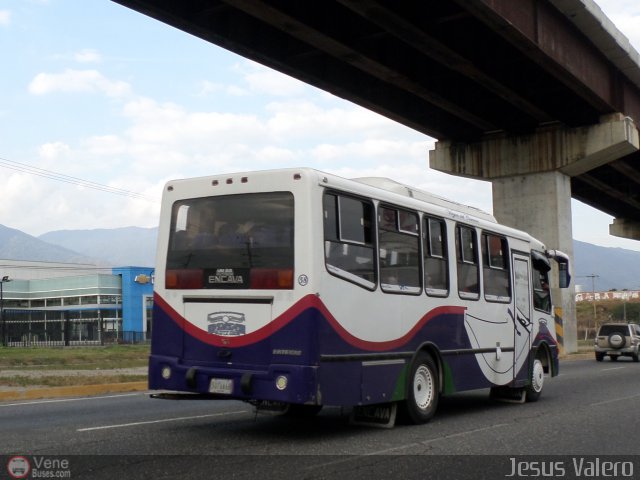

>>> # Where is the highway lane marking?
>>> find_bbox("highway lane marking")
[77,410,249,431]
[0,393,141,408]
[306,423,509,469]
[589,393,640,407]
[601,367,625,372]
[417,423,509,445]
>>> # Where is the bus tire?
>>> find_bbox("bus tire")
[400,351,439,424]
[525,356,545,402]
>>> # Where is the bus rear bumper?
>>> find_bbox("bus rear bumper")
[148,354,320,405]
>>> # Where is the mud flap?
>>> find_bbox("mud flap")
[251,400,289,415]
[350,402,397,428]
[489,386,526,404]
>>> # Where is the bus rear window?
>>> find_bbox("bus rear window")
[166,192,294,289]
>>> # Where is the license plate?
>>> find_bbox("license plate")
[209,378,233,394]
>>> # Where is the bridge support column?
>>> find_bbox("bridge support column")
[430,114,639,354]
[492,171,576,354]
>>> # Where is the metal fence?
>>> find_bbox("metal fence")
[1,310,150,347]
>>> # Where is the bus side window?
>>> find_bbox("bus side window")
[532,261,551,313]
[378,206,420,294]
[456,225,479,300]
[323,192,376,289]
[481,233,511,302]
[423,217,448,297]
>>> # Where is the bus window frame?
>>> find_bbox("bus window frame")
[323,190,377,291]
[531,251,552,314]
[455,224,480,301]
[481,231,512,304]
[377,203,421,296]
[423,215,449,298]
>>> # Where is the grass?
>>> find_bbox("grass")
[577,339,593,350]
[1,374,147,388]
[0,345,150,370]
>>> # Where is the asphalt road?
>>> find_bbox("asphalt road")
[1,358,639,479]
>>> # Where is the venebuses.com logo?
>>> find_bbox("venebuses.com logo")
[6,456,30,479]
[6,455,71,479]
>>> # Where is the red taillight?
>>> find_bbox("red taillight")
[166,269,203,289]
[250,268,293,289]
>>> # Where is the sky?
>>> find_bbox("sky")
[1,1,640,252]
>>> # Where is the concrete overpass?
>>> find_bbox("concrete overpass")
[111,0,640,352]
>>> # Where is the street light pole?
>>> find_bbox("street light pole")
[1,275,11,347]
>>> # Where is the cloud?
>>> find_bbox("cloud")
[82,135,126,156]
[38,141,71,160]
[234,61,308,97]
[74,49,102,63]
[264,100,400,143]
[14,62,482,235]
[28,69,132,98]
[0,10,10,26]
[122,97,267,147]
[198,80,248,97]
[198,80,223,96]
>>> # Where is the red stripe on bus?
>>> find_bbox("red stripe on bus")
[154,293,465,351]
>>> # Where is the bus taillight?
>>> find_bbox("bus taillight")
[250,268,293,289]
[166,269,203,289]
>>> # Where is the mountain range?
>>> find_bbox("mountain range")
[0,224,637,291]
[0,224,157,267]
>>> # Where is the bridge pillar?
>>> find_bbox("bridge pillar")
[492,171,576,354]
[430,114,639,354]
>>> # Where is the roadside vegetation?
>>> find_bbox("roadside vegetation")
[0,345,149,388]
[577,297,640,340]
[0,344,150,370]
[1,374,147,388]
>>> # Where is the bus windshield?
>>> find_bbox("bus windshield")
[165,192,294,289]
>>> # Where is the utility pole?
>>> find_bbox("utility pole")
[577,274,599,340]
[1,275,12,347]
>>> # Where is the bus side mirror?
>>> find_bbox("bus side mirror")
[545,249,571,289]
[558,262,570,289]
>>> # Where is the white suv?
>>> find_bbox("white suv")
[594,323,640,362]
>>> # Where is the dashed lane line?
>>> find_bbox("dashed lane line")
[0,393,141,408]
[77,410,250,431]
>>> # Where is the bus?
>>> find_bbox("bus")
[149,168,570,425]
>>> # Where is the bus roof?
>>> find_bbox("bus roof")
[314,168,541,248]
[353,176,497,224]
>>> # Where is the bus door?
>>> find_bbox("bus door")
[512,253,533,382]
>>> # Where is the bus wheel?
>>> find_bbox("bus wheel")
[401,352,439,424]
[525,356,545,402]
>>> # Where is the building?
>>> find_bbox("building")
[575,290,640,303]
[0,260,153,346]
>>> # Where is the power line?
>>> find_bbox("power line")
[0,156,159,202]
[0,263,117,272]
[0,263,110,269]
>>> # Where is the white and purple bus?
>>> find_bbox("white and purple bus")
[149,168,570,425]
